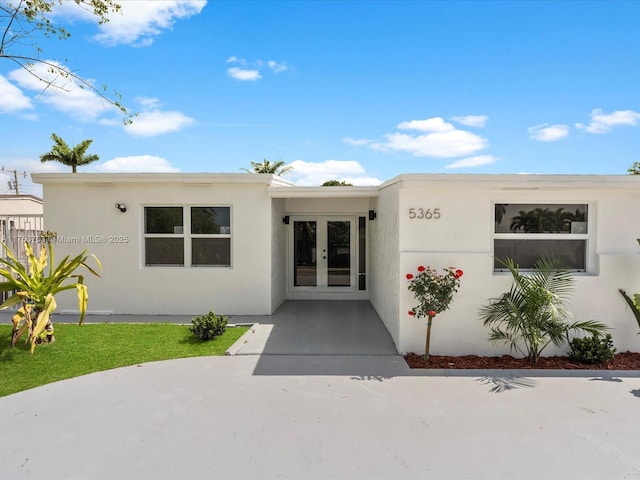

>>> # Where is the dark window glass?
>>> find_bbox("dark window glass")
[358,216,366,290]
[145,207,183,234]
[494,239,586,271]
[495,204,588,234]
[327,220,350,287]
[145,238,184,266]
[294,221,317,286]
[191,207,230,234]
[192,238,231,266]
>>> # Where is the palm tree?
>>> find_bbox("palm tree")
[40,133,99,173]
[480,256,608,363]
[242,159,293,176]
[628,162,640,175]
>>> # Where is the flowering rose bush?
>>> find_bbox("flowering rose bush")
[407,266,463,360]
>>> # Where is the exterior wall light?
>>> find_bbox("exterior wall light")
[283,216,290,225]
[369,210,377,221]
[115,203,127,213]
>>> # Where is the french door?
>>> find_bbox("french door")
[289,216,356,294]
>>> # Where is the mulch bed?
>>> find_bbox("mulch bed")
[404,351,640,370]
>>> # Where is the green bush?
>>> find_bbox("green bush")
[190,311,228,341]
[569,334,616,364]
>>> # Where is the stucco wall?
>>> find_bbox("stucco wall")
[369,182,401,347]
[396,178,640,355]
[39,176,275,316]
[270,198,287,312]
[283,197,370,214]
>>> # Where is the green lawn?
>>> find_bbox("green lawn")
[0,323,249,397]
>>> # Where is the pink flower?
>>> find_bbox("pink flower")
[428,310,437,317]
[455,269,463,278]
[408,310,415,316]
[417,265,426,272]
[406,273,414,280]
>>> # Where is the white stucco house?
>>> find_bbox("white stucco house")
[32,173,640,356]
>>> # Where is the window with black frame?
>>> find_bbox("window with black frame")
[493,203,588,271]
[144,206,231,267]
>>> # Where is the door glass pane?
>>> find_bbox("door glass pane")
[294,221,316,286]
[327,221,350,287]
[358,216,366,290]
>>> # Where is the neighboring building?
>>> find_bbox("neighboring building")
[32,173,640,356]
[0,194,44,259]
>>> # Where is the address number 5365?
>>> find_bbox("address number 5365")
[409,208,441,220]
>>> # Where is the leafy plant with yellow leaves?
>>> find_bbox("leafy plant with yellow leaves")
[0,234,101,353]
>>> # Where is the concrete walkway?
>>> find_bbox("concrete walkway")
[229,300,398,356]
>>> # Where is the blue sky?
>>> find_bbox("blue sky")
[1,0,639,196]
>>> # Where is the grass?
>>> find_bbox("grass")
[0,322,249,397]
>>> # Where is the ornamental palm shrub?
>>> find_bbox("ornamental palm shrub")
[479,255,608,363]
[0,236,101,353]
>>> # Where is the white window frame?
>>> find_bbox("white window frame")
[143,205,232,268]
[492,201,593,274]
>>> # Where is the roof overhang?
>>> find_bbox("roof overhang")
[32,172,296,187]
[268,186,379,198]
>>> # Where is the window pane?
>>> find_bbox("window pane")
[145,238,184,265]
[145,207,183,234]
[294,221,316,286]
[191,207,231,234]
[358,216,366,290]
[495,204,587,234]
[327,220,350,287]
[494,239,586,270]
[192,238,231,266]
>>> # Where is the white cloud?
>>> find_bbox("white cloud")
[375,130,487,158]
[123,106,195,137]
[0,75,33,112]
[90,1,207,47]
[363,117,488,158]
[0,157,68,196]
[445,155,497,169]
[342,137,372,146]
[528,123,570,142]
[452,115,489,128]
[225,57,291,80]
[226,56,245,65]
[398,117,455,132]
[93,155,180,172]
[8,61,120,122]
[288,160,381,186]
[227,67,262,81]
[575,109,640,134]
[267,61,288,73]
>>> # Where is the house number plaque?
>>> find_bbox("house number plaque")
[408,208,441,220]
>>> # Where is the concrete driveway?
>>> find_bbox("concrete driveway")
[2,302,640,479]
[1,355,640,479]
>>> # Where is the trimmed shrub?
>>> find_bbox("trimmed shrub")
[190,311,228,341]
[569,334,616,364]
